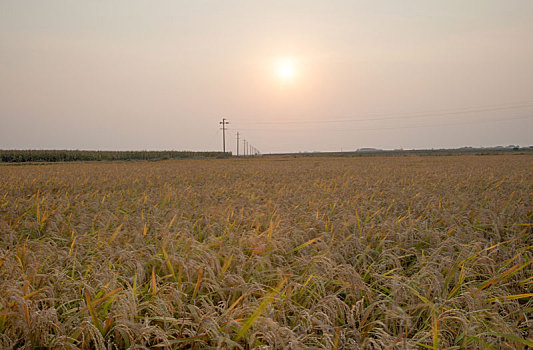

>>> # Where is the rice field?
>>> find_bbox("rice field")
[0,155,531,349]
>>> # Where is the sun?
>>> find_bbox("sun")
[276,57,296,81]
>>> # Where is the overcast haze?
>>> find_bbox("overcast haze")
[1,1,533,153]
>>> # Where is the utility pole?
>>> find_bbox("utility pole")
[236,132,239,156]
[219,118,229,155]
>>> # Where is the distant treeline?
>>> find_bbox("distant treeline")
[0,150,229,163]
[268,147,533,158]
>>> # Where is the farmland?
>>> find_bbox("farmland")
[0,155,531,349]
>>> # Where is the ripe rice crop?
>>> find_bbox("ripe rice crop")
[0,155,531,349]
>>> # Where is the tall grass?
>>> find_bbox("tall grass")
[0,155,531,348]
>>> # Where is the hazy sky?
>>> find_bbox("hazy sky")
[1,1,533,153]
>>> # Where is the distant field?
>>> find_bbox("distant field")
[0,156,531,349]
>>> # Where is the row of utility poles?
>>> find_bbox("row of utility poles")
[220,118,260,156]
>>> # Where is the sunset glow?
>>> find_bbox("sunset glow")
[276,58,296,81]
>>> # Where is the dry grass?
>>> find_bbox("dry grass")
[0,155,531,349]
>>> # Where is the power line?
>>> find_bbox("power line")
[231,101,533,126]
[233,114,533,132]
[220,102,531,154]
[345,114,533,132]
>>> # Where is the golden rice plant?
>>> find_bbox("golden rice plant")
[0,155,531,348]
